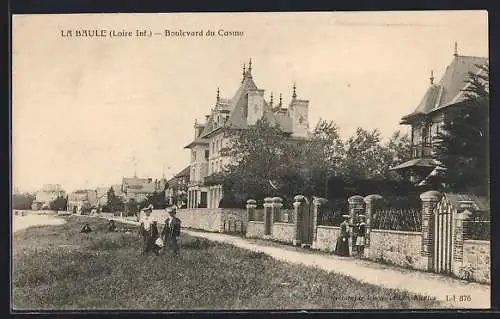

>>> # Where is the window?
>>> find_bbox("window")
[205,150,209,160]
[192,150,197,161]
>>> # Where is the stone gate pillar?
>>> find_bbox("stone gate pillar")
[263,197,273,236]
[293,195,306,246]
[452,209,472,276]
[363,194,383,250]
[272,197,283,223]
[348,195,365,252]
[246,199,256,222]
[419,190,442,271]
[312,197,328,249]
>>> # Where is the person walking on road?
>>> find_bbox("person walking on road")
[161,206,181,257]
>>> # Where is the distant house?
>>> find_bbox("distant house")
[121,176,167,203]
[67,189,98,213]
[391,51,488,185]
[32,184,66,210]
[165,166,190,207]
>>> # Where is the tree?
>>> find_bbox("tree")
[381,130,413,181]
[343,128,389,181]
[219,118,292,203]
[126,198,139,217]
[106,187,124,213]
[433,63,489,195]
[49,195,68,211]
[295,119,345,198]
[12,193,35,210]
[145,191,167,209]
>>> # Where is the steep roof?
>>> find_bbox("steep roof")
[186,62,305,145]
[127,184,156,193]
[205,74,258,133]
[175,165,191,178]
[184,137,209,149]
[122,177,150,185]
[401,55,488,124]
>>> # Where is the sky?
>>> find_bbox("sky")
[12,11,488,193]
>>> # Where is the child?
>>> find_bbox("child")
[355,215,366,256]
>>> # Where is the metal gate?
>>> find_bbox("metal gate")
[432,198,454,274]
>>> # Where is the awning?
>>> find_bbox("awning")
[389,158,440,171]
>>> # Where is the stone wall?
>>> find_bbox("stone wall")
[271,222,295,243]
[313,226,340,252]
[149,208,246,233]
[220,209,248,230]
[246,221,265,238]
[365,229,426,270]
[463,240,490,283]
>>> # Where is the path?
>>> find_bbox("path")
[97,216,492,308]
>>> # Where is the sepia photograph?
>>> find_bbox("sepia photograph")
[11,11,490,310]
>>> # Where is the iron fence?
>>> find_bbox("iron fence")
[222,219,245,234]
[464,220,490,241]
[249,209,265,222]
[464,211,490,241]
[371,208,422,232]
[275,209,295,223]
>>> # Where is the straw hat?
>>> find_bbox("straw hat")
[342,214,350,219]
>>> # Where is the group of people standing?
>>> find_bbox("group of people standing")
[334,214,366,257]
[139,204,181,257]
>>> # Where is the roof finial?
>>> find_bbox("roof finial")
[454,41,458,57]
[216,87,220,103]
[242,64,246,83]
[247,58,252,78]
[292,82,297,100]
[430,70,434,85]
[279,93,283,107]
[270,92,273,106]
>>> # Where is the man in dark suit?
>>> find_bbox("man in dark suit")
[161,206,181,256]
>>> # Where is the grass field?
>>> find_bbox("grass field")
[12,216,441,310]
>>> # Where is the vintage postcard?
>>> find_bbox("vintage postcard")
[11,11,490,311]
